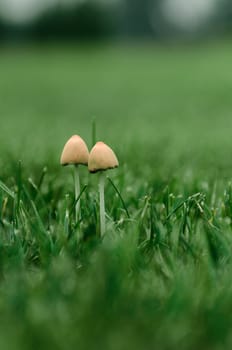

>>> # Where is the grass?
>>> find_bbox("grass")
[1,40,232,349]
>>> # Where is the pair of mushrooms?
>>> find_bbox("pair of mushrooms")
[60,135,119,236]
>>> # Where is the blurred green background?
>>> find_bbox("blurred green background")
[0,0,232,174]
[1,41,232,177]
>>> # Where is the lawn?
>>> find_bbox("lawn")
[1,40,232,349]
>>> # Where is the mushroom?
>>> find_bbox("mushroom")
[88,141,119,236]
[60,135,89,222]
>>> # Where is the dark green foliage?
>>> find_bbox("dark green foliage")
[32,2,113,41]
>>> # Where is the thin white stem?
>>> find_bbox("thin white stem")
[99,171,105,236]
[74,164,80,223]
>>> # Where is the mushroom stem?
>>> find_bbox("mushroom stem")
[99,171,106,236]
[74,164,80,223]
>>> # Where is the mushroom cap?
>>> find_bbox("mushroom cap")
[88,141,119,173]
[60,135,89,166]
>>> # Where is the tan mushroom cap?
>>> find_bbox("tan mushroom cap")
[60,135,89,166]
[88,141,119,173]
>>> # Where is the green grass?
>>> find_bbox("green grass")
[1,40,232,349]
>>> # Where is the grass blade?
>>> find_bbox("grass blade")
[108,176,130,218]
[92,116,96,147]
[0,179,15,199]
